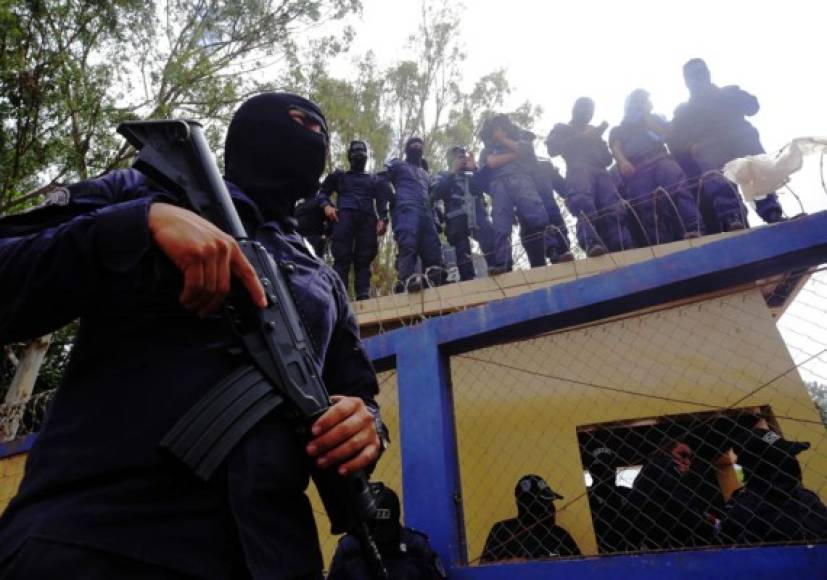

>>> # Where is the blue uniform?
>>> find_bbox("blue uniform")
[432,171,495,280]
[672,84,782,228]
[380,159,443,290]
[609,116,701,245]
[479,142,549,270]
[319,169,388,299]
[546,123,633,253]
[328,527,445,580]
[0,169,380,579]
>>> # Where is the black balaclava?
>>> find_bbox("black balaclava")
[683,58,712,96]
[515,474,563,525]
[737,428,810,490]
[348,140,368,173]
[224,92,328,220]
[623,89,652,122]
[368,482,402,549]
[404,136,424,166]
[571,97,595,128]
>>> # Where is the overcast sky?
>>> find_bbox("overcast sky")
[331,0,827,220]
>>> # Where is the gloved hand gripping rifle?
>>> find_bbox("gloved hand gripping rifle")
[117,120,389,580]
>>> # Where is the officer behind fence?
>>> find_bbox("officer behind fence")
[481,474,581,562]
[380,137,444,292]
[671,58,784,231]
[328,483,446,579]
[586,444,632,554]
[546,98,633,256]
[609,89,703,246]
[626,436,713,550]
[319,140,389,300]
[478,114,550,275]
[722,418,827,544]
[432,146,496,281]
[532,158,574,263]
[0,93,386,579]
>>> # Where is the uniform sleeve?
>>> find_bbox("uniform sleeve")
[318,170,340,208]
[372,176,389,221]
[560,530,582,556]
[322,275,380,405]
[480,523,506,562]
[0,196,155,342]
[721,85,760,117]
[544,124,569,157]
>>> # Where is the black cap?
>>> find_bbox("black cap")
[515,474,564,501]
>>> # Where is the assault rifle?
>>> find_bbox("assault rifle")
[117,120,388,580]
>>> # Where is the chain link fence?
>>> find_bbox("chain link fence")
[447,275,826,563]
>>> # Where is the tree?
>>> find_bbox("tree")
[0,0,363,215]
[805,381,827,425]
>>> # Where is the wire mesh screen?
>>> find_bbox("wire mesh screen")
[449,281,827,563]
[310,370,402,569]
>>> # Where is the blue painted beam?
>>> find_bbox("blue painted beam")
[0,433,36,459]
[447,544,827,580]
[396,328,466,567]
[364,210,827,362]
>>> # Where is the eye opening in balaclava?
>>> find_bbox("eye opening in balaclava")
[224,92,329,220]
[571,97,595,128]
[348,140,368,173]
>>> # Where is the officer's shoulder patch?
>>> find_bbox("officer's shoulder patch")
[17,186,71,215]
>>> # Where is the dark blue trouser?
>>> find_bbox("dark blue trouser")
[490,174,549,269]
[537,188,571,257]
[330,209,378,299]
[565,164,633,252]
[392,206,444,287]
[445,217,475,281]
[624,157,702,245]
[473,199,496,267]
[692,124,782,225]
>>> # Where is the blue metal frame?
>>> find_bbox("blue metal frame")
[363,212,827,576]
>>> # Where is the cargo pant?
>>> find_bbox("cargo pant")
[489,174,549,269]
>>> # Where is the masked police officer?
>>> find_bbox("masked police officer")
[319,141,389,300]
[432,146,496,281]
[0,93,385,579]
[328,483,446,579]
[609,89,702,245]
[478,114,550,275]
[481,474,581,562]
[671,58,784,231]
[380,137,444,292]
[546,98,633,256]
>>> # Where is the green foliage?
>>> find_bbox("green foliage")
[0,0,362,214]
[806,381,827,425]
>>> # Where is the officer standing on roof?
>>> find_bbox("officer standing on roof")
[609,89,702,245]
[478,114,550,275]
[546,98,633,256]
[319,140,389,300]
[0,93,387,579]
[432,146,496,281]
[671,58,784,231]
[379,137,444,292]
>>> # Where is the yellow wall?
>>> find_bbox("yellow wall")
[449,289,827,560]
[0,454,26,514]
